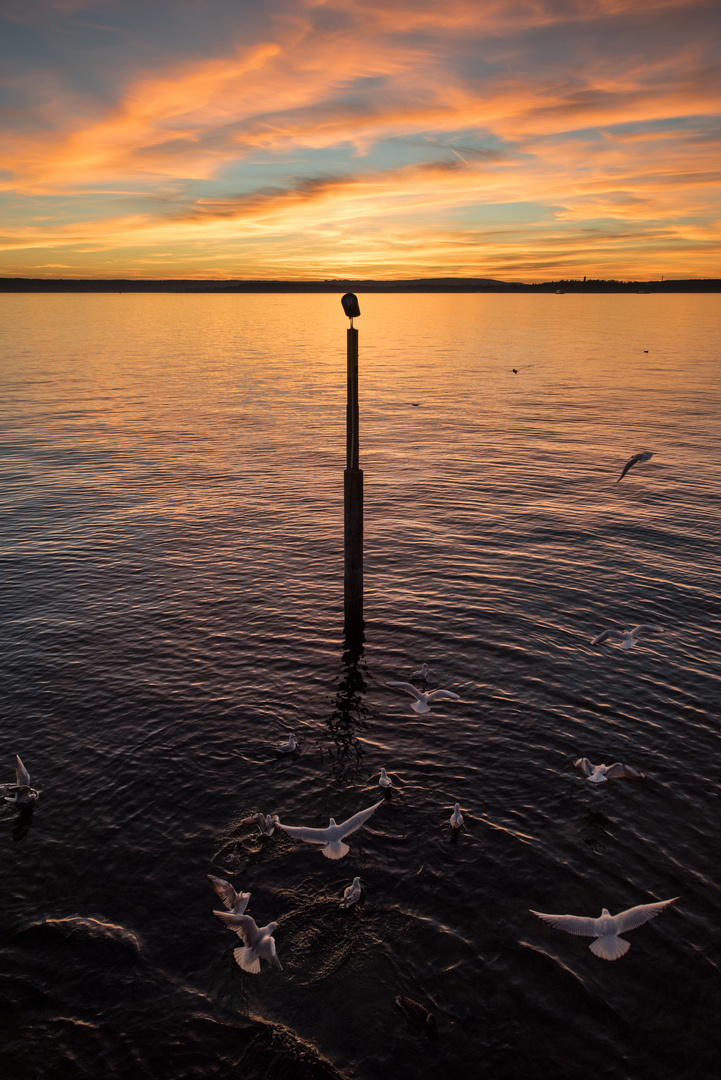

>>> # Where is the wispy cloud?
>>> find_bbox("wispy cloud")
[1,0,719,277]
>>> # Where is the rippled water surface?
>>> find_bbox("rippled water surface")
[2,292,720,1080]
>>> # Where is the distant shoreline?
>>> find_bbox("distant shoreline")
[0,276,719,293]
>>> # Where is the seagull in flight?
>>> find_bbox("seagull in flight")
[530,897,678,959]
[616,451,653,482]
[213,910,282,973]
[4,756,39,804]
[591,624,664,649]
[574,758,645,784]
[239,812,280,835]
[341,877,362,908]
[277,800,383,859]
[206,874,251,913]
[386,682,460,714]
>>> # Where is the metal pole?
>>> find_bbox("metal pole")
[344,323,363,633]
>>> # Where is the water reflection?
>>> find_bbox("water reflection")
[11,805,36,843]
[321,620,371,783]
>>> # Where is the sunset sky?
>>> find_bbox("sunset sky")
[1,0,720,280]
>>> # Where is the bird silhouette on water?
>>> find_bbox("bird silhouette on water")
[395,995,439,1039]
[616,451,653,482]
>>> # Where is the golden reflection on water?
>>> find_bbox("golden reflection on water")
[2,291,721,1080]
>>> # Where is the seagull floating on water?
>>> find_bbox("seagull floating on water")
[378,768,392,789]
[4,756,39,804]
[591,624,664,649]
[450,803,464,828]
[386,682,460,714]
[530,897,678,960]
[341,877,362,908]
[616,451,653,483]
[410,663,429,681]
[277,800,383,860]
[213,910,282,973]
[575,758,645,784]
[240,812,280,835]
[207,874,251,913]
[275,734,297,754]
[395,996,438,1039]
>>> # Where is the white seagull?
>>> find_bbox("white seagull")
[4,756,39,804]
[213,910,282,973]
[616,451,653,483]
[386,682,460,714]
[591,624,664,649]
[206,874,251,914]
[411,663,429,681]
[575,758,645,784]
[530,897,678,960]
[275,734,297,754]
[240,812,280,835]
[277,800,383,860]
[378,768,392,789]
[341,877,362,908]
[450,803,464,828]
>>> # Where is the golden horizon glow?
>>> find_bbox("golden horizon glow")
[1,0,719,281]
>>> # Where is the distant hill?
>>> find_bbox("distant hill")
[0,276,719,293]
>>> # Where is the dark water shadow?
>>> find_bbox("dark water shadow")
[319,618,372,784]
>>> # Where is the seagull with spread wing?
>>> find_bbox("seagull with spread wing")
[277,800,383,860]
[239,812,280,836]
[616,451,653,482]
[213,910,282,973]
[575,758,645,784]
[4,756,39,804]
[386,682,460,714]
[591,624,664,649]
[530,897,678,959]
[206,874,251,914]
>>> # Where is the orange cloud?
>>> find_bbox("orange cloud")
[1,0,719,278]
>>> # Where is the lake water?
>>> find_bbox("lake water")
[1,292,720,1080]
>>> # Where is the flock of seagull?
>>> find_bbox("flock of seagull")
[2,445,676,1032]
[194,660,472,985]
[193,564,672,983]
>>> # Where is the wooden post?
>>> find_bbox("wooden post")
[344,324,363,634]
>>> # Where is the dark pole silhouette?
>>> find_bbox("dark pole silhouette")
[341,293,363,643]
